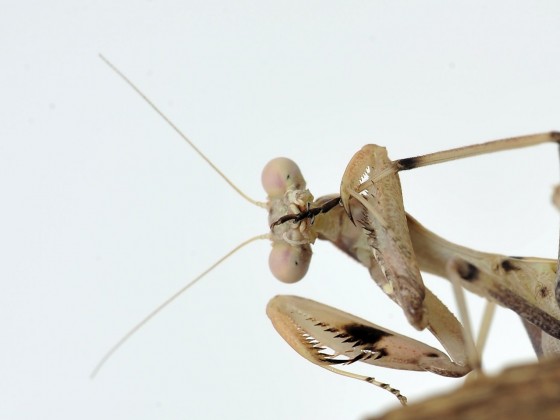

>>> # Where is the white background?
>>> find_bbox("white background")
[2,1,560,419]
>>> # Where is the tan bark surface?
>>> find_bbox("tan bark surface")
[369,357,560,420]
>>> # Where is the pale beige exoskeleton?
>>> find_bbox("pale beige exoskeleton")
[94,55,560,406]
[264,133,560,404]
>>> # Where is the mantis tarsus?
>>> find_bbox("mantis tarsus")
[95,55,560,407]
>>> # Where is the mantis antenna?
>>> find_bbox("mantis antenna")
[91,233,268,378]
[98,54,267,209]
[91,55,271,378]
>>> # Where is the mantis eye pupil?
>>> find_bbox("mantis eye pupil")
[268,242,312,283]
[261,157,306,197]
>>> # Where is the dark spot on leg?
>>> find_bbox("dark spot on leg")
[425,352,440,358]
[376,348,388,358]
[539,286,550,299]
[344,323,392,345]
[457,261,479,281]
[501,259,521,272]
[397,156,420,171]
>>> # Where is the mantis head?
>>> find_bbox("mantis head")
[262,158,317,284]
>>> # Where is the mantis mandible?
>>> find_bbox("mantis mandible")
[94,55,560,406]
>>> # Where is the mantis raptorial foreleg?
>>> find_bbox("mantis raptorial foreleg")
[266,133,560,403]
[267,295,470,406]
[339,135,560,335]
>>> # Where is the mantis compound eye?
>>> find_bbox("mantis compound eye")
[268,242,312,283]
[261,157,306,198]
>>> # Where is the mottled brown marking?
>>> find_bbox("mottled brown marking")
[490,286,560,340]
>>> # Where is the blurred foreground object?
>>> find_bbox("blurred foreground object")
[371,356,560,420]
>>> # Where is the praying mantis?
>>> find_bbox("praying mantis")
[265,134,560,405]
[95,56,560,409]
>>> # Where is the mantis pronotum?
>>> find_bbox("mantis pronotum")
[95,56,560,407]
